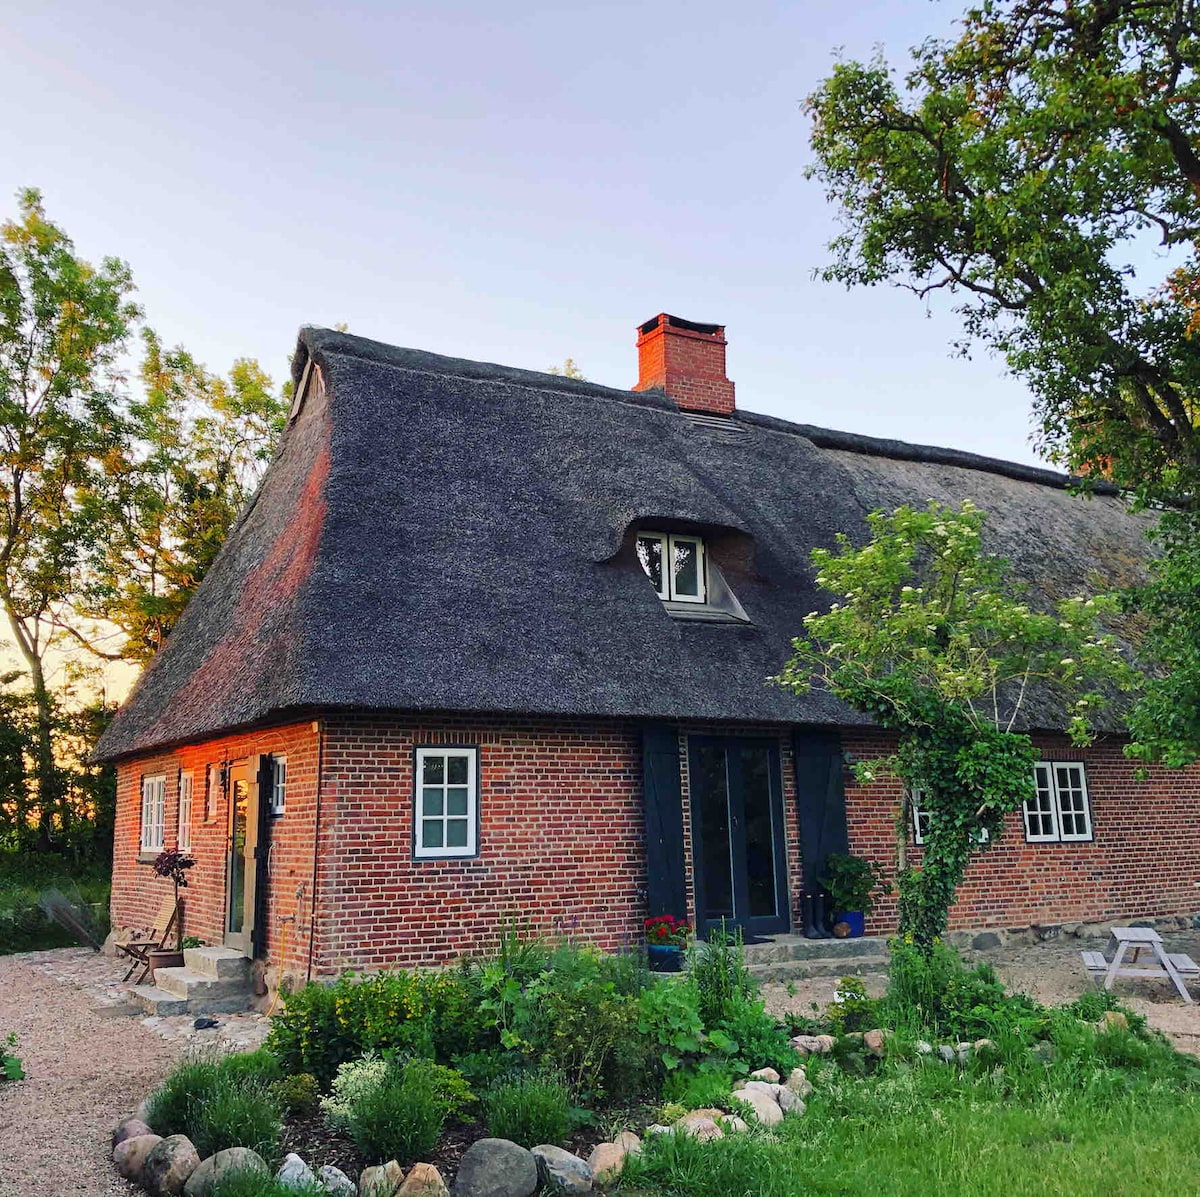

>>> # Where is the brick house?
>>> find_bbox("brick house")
[96,314,1200,1000]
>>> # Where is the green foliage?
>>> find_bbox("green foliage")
[805,3,1200,768]
[636,981,707,1072]
[662,1066,737,1110]
[483,1073,574,1147]
[714,995,800,1077]
[270,1071,319,1116]
[826,978,881,1036]
[690,924,755,1027]
[266,969,485,1086]
[2,1031,22,1081]
[462,941,652,1101]
[0,851,110,952]
[145,1050,282,1158]
[820,854,885,916]
[778,500,1132,949]
[209,1168,325,1197]
[342,1058,467,1165]
[320,1054,390,1130]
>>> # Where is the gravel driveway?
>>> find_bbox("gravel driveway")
[0,951,180,1197]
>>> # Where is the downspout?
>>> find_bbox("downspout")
[306,718,325,984]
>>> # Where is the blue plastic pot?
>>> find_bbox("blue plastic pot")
[647,943,684,972]
[839,911,866,938]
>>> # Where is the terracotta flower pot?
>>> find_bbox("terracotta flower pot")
[148,949,184,978]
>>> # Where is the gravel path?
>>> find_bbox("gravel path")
[0,952,181,1197]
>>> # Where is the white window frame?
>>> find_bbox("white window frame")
[178,771,193,850]
[205,764,219,822]
[140,774,166,854]
[414,746,478,859]
[270,754,287,816]
[1025,761,1093,843]
[636,531,707,604]
[910,788,988,846]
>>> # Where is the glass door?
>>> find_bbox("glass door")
[224,762,259,955]
[688,737,789,938]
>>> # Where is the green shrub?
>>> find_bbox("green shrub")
[716,995,800,1076]
[321,1054,391,1131]
[345,1059,463,1163]
[483,1074,573,1148]
[271,1072,320,1115]
[663,1066,736,1110]
[690,924,755,1027]
[266,969,486,1085]
[826,977,882,1035]
[210,1167,325,1197]
[452,1048,530,1091]
[2,1031,22,1081]
[145,1050,282,1158]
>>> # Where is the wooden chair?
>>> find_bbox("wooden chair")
[115,896,180,984]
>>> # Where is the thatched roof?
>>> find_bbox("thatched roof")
[94,328,1151,762]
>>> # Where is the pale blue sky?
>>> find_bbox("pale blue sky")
[4,1,1047,464]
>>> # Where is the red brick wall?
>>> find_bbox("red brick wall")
[110,720,321,977]
[111,713,1200,979]
[843,729,1200,934]
[314,713,646,973]
[633,316,736,415]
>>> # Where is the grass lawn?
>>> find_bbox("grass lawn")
[625,1056,1200,1197]
[0,850,110,953]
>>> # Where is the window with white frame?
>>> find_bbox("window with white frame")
[140,774,166,854]
[205,764,219,822]
[414,747,478,858]
[270,754,287,816]
[909,788,988,846]
[177,771,193,850]
[636,532,706,604]
[1024,762,1092,842]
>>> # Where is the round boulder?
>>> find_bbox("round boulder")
[586,1143,626,1186]
[675,1114,723,1142]
[398,1163,449,1196]
[784,1067,813,1099]
[452,1139,537,1197]
[144,1134,201,1196]
[183,1147,269,1197]
[319,1164,357,1196]
[749,1067,780,1083]
[278,1153,318,1189]
[113,1134,162,1183]
[113,1117,155,1150]
[531,1145,593,1194]
[731,1087,783,1128]
[613,1131,641,1157]
[361,1161,406,1197]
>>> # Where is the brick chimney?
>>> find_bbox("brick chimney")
[633,313,735,416]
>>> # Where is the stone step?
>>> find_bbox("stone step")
[748,954,890,984]
[184,945,251,981]
[153,967,250,1003]
[741,935,889,966]
[129,984,189,1016]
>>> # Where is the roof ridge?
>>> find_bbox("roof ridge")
[299,326,1115,496]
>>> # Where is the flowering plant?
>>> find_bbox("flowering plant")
[644,914,691,947]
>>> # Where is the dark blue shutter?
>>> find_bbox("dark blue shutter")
[642,724,687,921]
[792,729,850,889]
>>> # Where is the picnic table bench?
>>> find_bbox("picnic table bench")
[1080,926,1196,1004]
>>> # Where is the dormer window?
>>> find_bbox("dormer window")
[637,532,707,604]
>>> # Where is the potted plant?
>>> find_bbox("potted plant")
[644,914,691,971]
[820,853,884,938]
[148,848,196,975]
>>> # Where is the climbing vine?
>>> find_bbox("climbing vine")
[777,501,1135,951]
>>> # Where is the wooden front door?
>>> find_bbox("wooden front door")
[224,759,262,955]
[688,736,789,939]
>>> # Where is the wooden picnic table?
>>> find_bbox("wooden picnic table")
[1080,926,1196,1004]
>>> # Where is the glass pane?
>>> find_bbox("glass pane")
[423,755,444,784]
[446,787,468,816]
[696,743,734,920]
[447,755,469,785]
[741,745,778,918]
[422,819,444,849]
[422,788,444,816]
[637,535,664,594]
[228,778,248,933]
[672,540,699,597]
[446,819,469,848]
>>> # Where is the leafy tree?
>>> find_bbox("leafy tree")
[805,0,1200,763]
[81,330,287,662]
[777,500,1133,950]
[0,189,137,845]
[547,358,586,379]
